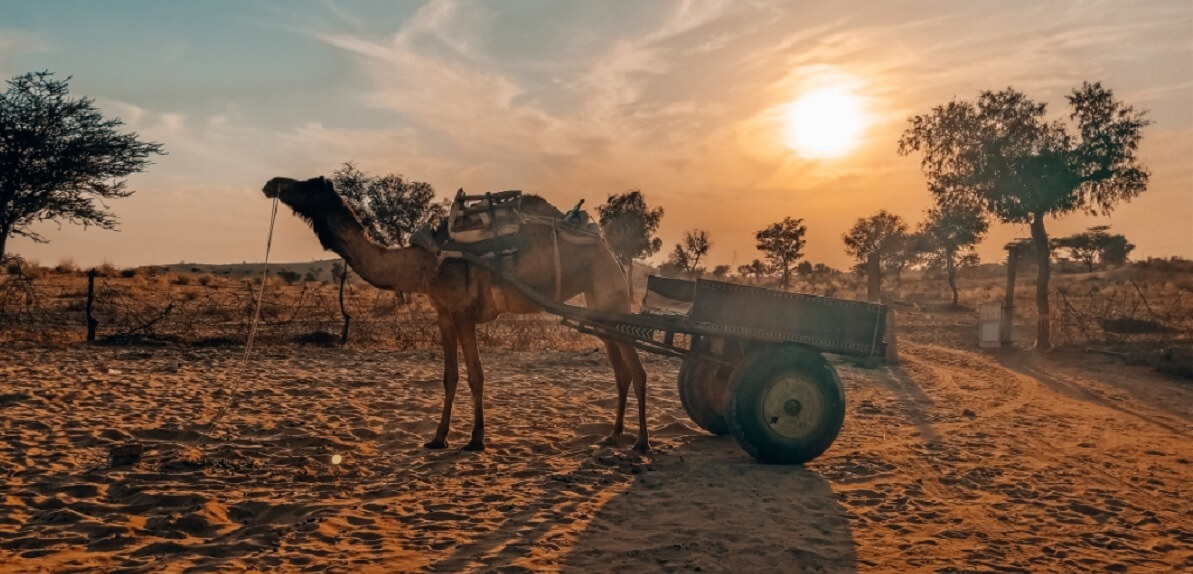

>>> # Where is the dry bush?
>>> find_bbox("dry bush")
[54,258,79,274]
[95,261,118,277]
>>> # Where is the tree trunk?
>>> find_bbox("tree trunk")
[946,248,959,306]
[866,252,881,302]
[1001,246,1019,346]
[1030,214,1051,350]
[0,228,8,262]
[338,263,352,346]
[780,264,790,290]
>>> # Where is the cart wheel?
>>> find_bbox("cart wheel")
[726,346,845,465]
[677,358,730,436]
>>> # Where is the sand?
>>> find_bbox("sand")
[1,338,1191,572]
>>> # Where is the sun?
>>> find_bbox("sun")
[783,86,868,159]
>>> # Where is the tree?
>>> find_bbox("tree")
[1052,225,1134,271]
[330,162,443,341]
[666,229,711,276]
[712,264,731,278]
[737,259,771,283]
[842,210,908,296]
[755,217,807,290]
[899,82,1149,348]
[331,162,442,246]
[917,202,989,305]
[596,190,664,297]
[0,71,165,259]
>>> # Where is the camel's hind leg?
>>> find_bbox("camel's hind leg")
[426,311,459,449]
[618,341,650,453]
[456,318,486,451]
[601,338,631,437]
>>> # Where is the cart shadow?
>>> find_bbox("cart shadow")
[558,435,858,573]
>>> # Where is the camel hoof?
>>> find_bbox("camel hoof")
[424,438,448,450]
[461,440,485,452]
[633,440,652,454]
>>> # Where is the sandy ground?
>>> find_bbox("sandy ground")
[1,336,1191,572]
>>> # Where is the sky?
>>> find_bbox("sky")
[2,0,1191,270]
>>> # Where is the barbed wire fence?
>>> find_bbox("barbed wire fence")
[0,265,594,351]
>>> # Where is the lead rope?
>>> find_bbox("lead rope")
[201,196,280,443]
[552,219,562,301]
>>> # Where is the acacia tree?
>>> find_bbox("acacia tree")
[0,71,165,259]
[755,217,807,290]
[330,162,443,342]
[1053,225,1134,271]
[917,202,989,305]
[737,259,770,283]
[596,190,663,297]
[332,162,442,246]
[899,82,1149,348]
[667,229,711,276]
[842,210,908,294]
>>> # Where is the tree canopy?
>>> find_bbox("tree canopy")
[596,190,664,266]
[916,202,989,305]
[596,189,663,296]
[899,82,1149,348]
[842,210,908,265]
[0,71,166,258]
[1052,225,1134,271]
[331,162,443,247]
[755,216,807,290]
[666,229,711,276]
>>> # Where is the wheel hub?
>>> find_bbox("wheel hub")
[762,373,824,440]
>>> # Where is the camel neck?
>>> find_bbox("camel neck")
[319,211,434,294]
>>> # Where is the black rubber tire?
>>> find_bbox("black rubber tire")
[677,358,730,436]
[725,345,845,465]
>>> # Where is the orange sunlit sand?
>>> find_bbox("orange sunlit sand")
[2,1,1193,572]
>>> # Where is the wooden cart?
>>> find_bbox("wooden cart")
[462,254,888,464]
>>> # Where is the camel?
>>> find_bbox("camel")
[261,176,650,452]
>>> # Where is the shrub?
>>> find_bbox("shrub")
[120,268,139,279]
[54,258,78,274]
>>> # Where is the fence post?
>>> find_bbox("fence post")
[1000,244,1019,346]
[884,305,899,364]
[86,268,98,342]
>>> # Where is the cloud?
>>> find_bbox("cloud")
[0,29,48,77]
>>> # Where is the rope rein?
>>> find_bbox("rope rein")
[202,196,280,441]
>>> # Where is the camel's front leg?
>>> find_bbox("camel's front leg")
[617,342,650,452]
[457,319,486,451]
[426,312,459,449]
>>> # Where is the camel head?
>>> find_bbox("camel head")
[263,175,360,252]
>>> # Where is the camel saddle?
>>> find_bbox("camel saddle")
[411,189,602,261]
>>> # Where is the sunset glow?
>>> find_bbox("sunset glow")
[783,87,868,158]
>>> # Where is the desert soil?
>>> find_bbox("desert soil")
[1,336,1191,572]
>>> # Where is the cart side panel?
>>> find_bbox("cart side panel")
[688,279,887,357]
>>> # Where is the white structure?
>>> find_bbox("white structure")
[979,303,1003,348]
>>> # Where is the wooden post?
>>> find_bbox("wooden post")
[85,268,98,342]
[1001,245,1018,346]
[884,305,899,364]
[866,252,881,302]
